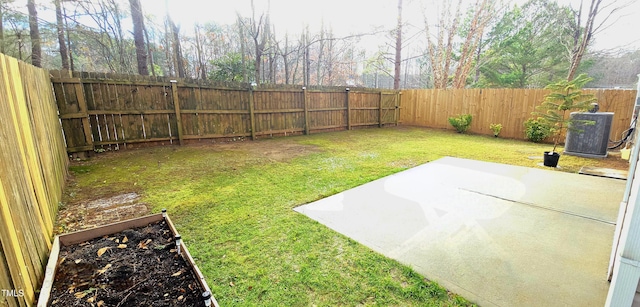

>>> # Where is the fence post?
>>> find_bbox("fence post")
[395,91,401,126]
[248,85,256,140]
[303,87,309,135]
[346,88,351,130]
[379,91,383,128]
[75,81,93,151]
[170,80,184,145]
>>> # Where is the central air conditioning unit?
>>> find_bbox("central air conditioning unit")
[564,112,614,158]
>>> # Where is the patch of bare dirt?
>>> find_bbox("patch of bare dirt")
[194,138,320,162]
[57,192,150,234]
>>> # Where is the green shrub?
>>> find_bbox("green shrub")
[448,114,473,133]
[524,118,551,142]
[489,123,503,137]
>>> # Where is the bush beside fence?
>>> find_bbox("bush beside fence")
[400,88,637,142]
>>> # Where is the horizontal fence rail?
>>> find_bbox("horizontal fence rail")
[400,88,637,141]
[1,55,68,306]
[50,71,400,153]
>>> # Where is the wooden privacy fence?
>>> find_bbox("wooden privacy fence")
[50,71,400,153]
[0,55,68,306]
[400,88,637,141]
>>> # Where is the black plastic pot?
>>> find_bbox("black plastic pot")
[543,151,560,167]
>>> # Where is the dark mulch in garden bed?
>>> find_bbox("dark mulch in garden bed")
[49,220,206,306]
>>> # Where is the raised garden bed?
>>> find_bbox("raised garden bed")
[37,213,218,306]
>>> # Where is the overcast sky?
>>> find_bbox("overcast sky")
[140,0,640,51]
[8,0,639,52]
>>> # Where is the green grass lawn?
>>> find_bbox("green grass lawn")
[60,126,628,306]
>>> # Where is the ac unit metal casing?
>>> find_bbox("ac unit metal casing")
[564,112,614,158]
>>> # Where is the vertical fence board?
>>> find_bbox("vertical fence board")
[51,75,399,151]
[1,55,68,307]
[401,88,636,140]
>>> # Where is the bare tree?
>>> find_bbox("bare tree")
[393,0,403,89]
[193,24,206,79]
[245,0,269,84]
[169,17,186,78]
[27,0,41,67]
[71,0,133,73]
[129,0,148,75]
[276,33,297,84]
[143,18,155,76]
[452,0,494,88]
[566,0,629,81]
[304,28,310,86]
[424,0,496,88]
[237,16,249,82]
[424,0,462,88]
[64,1,74,71]
[54,0,69,70]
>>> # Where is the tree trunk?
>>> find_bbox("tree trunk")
[169,17,185,78]
[143,20,155,76]
[27,0,41,67]
[474,37,482,84]
[393,0,403,89]
[305,32,310,86]
[327,33,333,86]
[452,0,491,88]
[254,42,262,84]
[194,24,206,79]
[17,32,24,60]
[237,17,248,82]
[249,0,267,84]
[1,2,5,54]
[129,0,148,75]
[163,18,173,76]
[54,0,69,70]
[316,24,325,85]
[567,0,601,81]
[424,0,462,88]
[281,34,291,84]
[63,3,74,71]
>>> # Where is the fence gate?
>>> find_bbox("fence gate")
[380,92,400,126]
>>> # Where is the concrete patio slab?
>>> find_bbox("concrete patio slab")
[579,166,628,180]
[294,157,626,307]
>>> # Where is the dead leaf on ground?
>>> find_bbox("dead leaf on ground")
[74,259,82,264]
[122,236,129,243]
[87,296,95,303]
[74,292,87,299]
[97,247,111,257]
[97,263,112,274]
[171,270,183,277]
[117,244,127,249]
[97,301,104,307]
[138,239,152,249]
